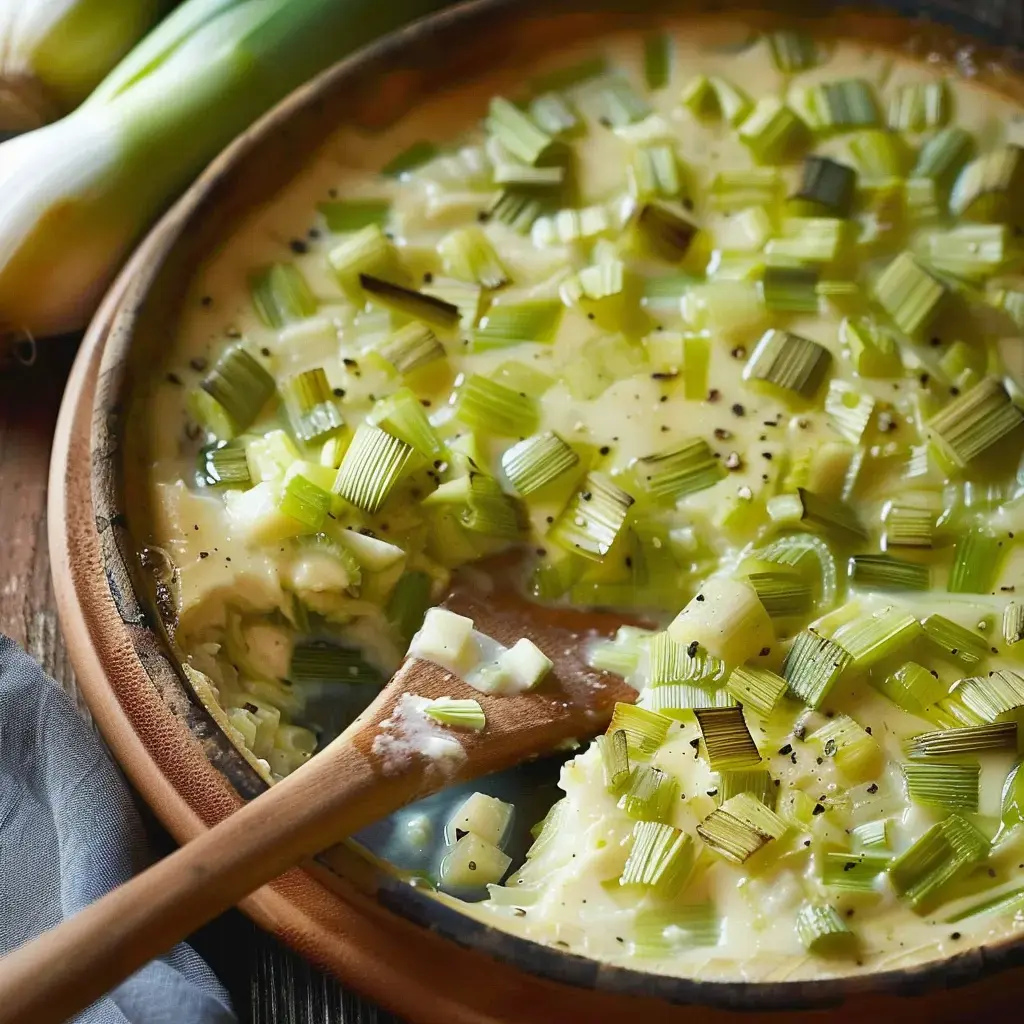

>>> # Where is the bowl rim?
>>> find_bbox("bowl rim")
[78,0,1024,1011]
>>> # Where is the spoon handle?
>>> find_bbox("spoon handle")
[0,729,412,1024]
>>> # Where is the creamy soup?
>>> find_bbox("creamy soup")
[138,15,1024,980]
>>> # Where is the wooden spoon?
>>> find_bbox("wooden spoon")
[0,563,638,1024]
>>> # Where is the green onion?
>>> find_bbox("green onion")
[381,141,438,178]
[882,501,935,549]
[249,263,317,328]
[724,665,788,718]
[632,905,721,955]
[822,852,890,891]
[607,702,672,760]
[953,670,1024,723]
[795,902,855,954]
[790,156,856,217]
[928,378,1023,472]
[289,640,384,688]
[767,488,867,543]
[921,614,988,666]
[825,380,876,443]
[783,631,851,708]
[714,768,776,808]
[643,33,672,90]
[848,554,930,592]
[279,368,344,444]
[438,226,508,289]
[872,252,948,338]
[833,606,920,667]
[888,814,988,911]
[332,423,412,514]
[913,126,975,187]
[635,200,699,261]
[947,526,1006,593]
[501,431,579,496]
[189,345,275,438]
[359,274,460,331]
[902,762,980,811]
[318,198,390,233]
[597,728,631,795]
[950,144,1024,222]
[1003,602,1024,646]
[621,765,679,823]
[453,374,539,437]
[761,265,819,313]
[548,473,634,561]
[812,79,880,131]
[738,97,806,164]
[376,323,446,376]
[888,81,949,132]
[697,792,788,864]
[471,300,563,349]
[423,697,486,731]
[693,706,761,770]
[387,570,433,647]
[851,819,891,850]
[743,329,832,400]
[368,387,444,460]
[327,225,398,294]
[906,722,1017,759]
[486,96,554,165]
[199,443,251,488]
[810,714,881,783]
[747,570,812,619]
[619,821,694,897]
[633,439,726,502]
[629,143,681,199]
[527,93,579,135]
[766,31,818,73]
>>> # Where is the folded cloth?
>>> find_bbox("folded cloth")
[0,634,235,1023]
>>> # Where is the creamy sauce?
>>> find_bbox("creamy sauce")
[137,16,1024,980]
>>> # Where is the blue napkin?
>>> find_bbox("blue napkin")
[0,634,236,1023]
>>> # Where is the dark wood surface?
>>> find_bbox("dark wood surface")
[0,339,402,1024]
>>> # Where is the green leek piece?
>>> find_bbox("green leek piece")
[851,819,891,850]
[289,640,384,687]
[950,144,1024,222]
[790,156,856,217]
[888,814,988,911]
[902,762,980,811]
[795,902,856,954]
[471,300,563,349]
[709,168,780,210]
[634,439,726,502]
[641,684,736,715]
[810,714,881,783]
[765,216,851,264]
[501,432,579,496]
[199,444,251,488]
[368,388,444,460]
[825,380,875,443]
[359,274,460,331]
[757,533,838,608]
[622,765,679,823]
[822,852,890,891]
[453,374,539,437]
[527,93,579,135]
[629,143,682,199]
[928,378,1023,472]
[279,472,331,531]
[597,728,631,794]
[249,263,317,328]
[888,80,949,131]
[948,526,1006,594]
[832,606,920,667]
[327,224,399,293]
[843,318,902,378]
[632,905,721,955]
[766,488,867,543]
[376,323,445,377]
[921,614,988,666]
[912,126,974,186]
[319,199,390,233]
[939,340,984,384]
[548,473,634,561]
[492,163,565,188]
[1004,602,1024,646]
[906,722,1017,759]
[848,554,930,592]
[724,665,788,718]
[747,570,812,619]
[635,200,699,262]
[387,570,433,646]
[847,129,911,179]
[643,33,672,90]
[438,226,508,289]
[693,706,761,770]
[590,74,652,126]
[619,821,694,897]
[882,501,935,549]
[766,30,818,72]
[783,631,851,708]
[423,279,482,330]
[927,224,1009,280]
[486,96,554,165]
[588,626,655,678]
[191,345,275,438]
[946,886,1024,924]
[381,141,439,178]
[683,334,710,401]
[714,768,776,808]
[743,329,832,399]
[532,205,612,247]
[279,368,344,444]
[489,188,547,233]
[332,423,413,514]
[492,362,554,399]
[812,79,880,130]
[647,631,725,687]
[953,670,1024,723]
[423,697,486,731]
[738,97,806,164]
[697,792,788,864]
[872,252,948,338]
[529,55,609,95]
[761,265,819,313]
[606,702,672,760]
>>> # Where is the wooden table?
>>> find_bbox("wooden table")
[0,339,402,1024]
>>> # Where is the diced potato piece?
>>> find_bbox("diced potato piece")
[446,792,514,846]
[410,607,476,672]
[440,832,512,889]
[667,577,774,664]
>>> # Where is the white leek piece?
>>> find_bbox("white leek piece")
[0,0,447,343]
[0,0,164,130]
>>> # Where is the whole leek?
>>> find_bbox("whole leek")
[0,0,449,345]
[0,0,166,130]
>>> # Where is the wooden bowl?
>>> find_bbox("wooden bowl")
[49,0,1024,1019]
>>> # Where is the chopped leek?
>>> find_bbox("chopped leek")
[666,578,774,666]
[471,300,563,349]
[724,665,788,718]
[851,819,891,850]
[328,225,398,295]
[249,263,316,327]
[647,631,725,687]
[928,378,1023,472]
[743,329,832,400]
[606,702,672,760]
[822,852,889,891]
[947,526,1006,594]
[589,75,652,127]
[387,571,433,647]
[738,97,806,164]
[766,31,818,73]
[621,765,679,823]
[693,706,761,770]
[848,554,930,592]
[790,156,856,217]
[953,670,1024,723]
[825,380,875,444]
[697,792,788,864]
[843,318,902,378]
[199,443,251,488]
[632,905,721,955]
[368,387,444,460]
[1004,602,1024,646]
[279,471,331,531]
[906,722,1016,758]
[527,93,579,135]
[795,902,855,954]
[190,345,275,438]
[629,143,681,200]
[872,252,948,338]
[926,224,1009,280]
[882,501,935,549]
[332,423,413,514]
[633,439,726,502]
[783,631,851,708]
[761,266,819,313]
[438,226,508,289]
[501,432,579,496]
[950,145,1024,222]
[548,473,634,561]
[913,126,975,186]
[920,614,988,666]
[714,768,776,808]
[453,375,539,437]
[360,274,461,331]
[767,488,867,543]
[832,606,920,667]
[319,198,390,233]
[598,728,631,795]
[620,821,693,897]
[888,81,949,132]
[486,96,554,165]
[902,761,980,811]
[812,79,880,131]
[635,200,699,261]
[810,714,882,783]
[747,570,812,619]
[423,697,486,731]
[279,368,344,444]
